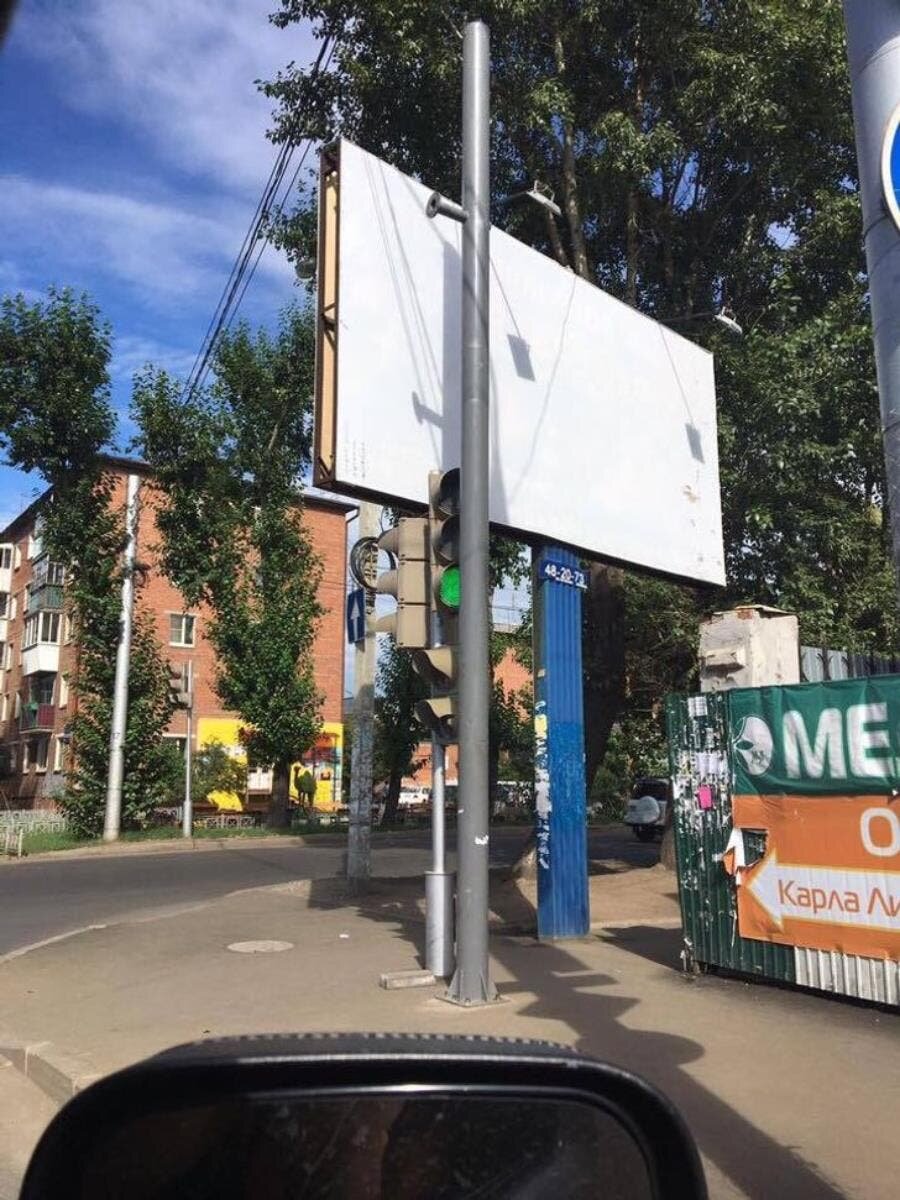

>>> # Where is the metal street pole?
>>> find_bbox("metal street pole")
[347,501,379,891]
[103,472,140,843]
[843,1,900,584]
[426,611,455,978]
[446,19,495,1005]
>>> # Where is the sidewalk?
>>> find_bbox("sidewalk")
[1,862,896,1199]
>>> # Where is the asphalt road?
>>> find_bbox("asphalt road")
[0,826,654,957]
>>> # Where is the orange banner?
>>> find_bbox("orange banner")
[734,794,900,960]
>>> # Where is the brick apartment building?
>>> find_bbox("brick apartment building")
[0,457,353,811]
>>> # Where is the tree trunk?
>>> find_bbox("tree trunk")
[267,760,291,829]
[582,564,627,793]
[382,764,403,826]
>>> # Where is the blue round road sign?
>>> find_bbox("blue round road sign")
[882,101,900,233]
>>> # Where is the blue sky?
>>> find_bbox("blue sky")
[0,0,317,526]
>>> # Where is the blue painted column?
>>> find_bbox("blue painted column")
[533,545,590,938]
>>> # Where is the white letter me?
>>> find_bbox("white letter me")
[846,703,892,779]
[783,708,845,779]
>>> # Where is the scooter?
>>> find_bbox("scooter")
[623,776,671,843]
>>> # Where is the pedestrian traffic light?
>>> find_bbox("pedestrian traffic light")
[428,468,460,623]
[371,517,430,648]
[412,644,459,742]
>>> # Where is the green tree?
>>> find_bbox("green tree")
[263,0,875,790]
[373,636,427,823]
[133,306,323,829]
[0,288,176,835]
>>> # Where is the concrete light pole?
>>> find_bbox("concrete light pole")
[103,472,140,842]
[347,501,379,890]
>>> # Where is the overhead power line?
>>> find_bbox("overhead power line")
[180,35,335,404]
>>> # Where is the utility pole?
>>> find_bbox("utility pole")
[103,472,140,842]
[182,662,194,839]
[446,18,495,1005]
[843,1,900,583]
[347,501,379,890]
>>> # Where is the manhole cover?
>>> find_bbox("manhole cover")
[227,940,294,954]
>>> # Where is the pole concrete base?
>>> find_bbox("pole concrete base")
[425,870,455,979]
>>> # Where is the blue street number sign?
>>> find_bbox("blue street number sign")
[882,101,900,234]
[346,587,366,644]
[539,557,587,590]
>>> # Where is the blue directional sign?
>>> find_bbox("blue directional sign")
[346,587,366,644]
[883,101,900,233]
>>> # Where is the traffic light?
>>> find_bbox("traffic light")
[412,646,458,742]
[371,517,430,647]
[169,662,192,710]
[428,468,461,626]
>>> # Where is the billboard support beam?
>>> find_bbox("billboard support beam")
[445,18,496,1006]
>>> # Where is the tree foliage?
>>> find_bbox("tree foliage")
[132,306,323,828]
[262,1,896,793]
[373,635,427,822]
[0,289,176,835]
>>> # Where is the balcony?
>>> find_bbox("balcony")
[20,702,55,733]
[26,584,64,615]
[22,644,60,676]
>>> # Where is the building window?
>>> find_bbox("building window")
[13,692,20,719]
[0,593,7,617]
[5,643,12,670]
[59,676,69,707]
[53,736,67,773]
[9,744,17,772]
[13,545,21,570]
[9,593,17,620]
[169,613,196,647]
[64,613,73,643]
[0,546,11,570]
[25,612,61,648]
[0,694,7,722]
[30,675,54,705]
[33,736,49,772]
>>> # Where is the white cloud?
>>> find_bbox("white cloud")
[0,174,294,309]
[17,0,317,196]
[110,335,198,383]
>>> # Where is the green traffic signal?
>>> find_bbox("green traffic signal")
[439,563,461,609]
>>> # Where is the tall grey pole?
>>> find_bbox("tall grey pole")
[446,19,495,1005]
[103,472,140,842]
[347,501,378,891]
[843,1,900,582]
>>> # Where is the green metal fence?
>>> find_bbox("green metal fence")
[667,687,898,1004]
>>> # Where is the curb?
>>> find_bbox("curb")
[0,1031,101,1108]
[6,827,447,864]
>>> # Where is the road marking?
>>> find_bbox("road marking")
[0,924,108,965]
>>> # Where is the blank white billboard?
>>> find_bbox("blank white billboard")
[315,139,725,586]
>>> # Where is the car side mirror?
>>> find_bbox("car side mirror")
[22,1032,707,1198]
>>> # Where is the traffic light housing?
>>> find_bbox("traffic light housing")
[371,517,430,648]
[169,662,192,710]
[428,468,461,628]
[413,471,461,744]
[412,646,458,742]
